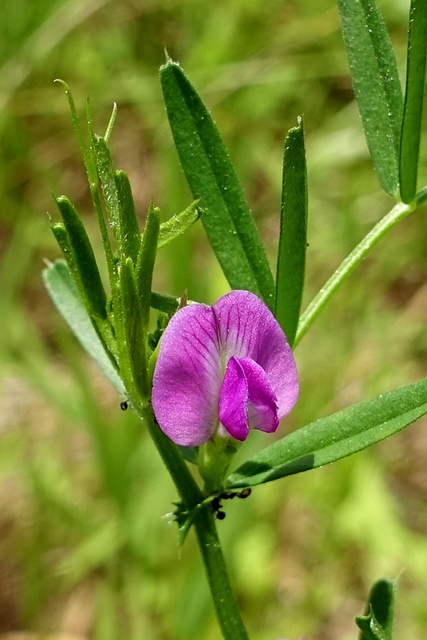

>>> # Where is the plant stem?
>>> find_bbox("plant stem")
[141,404,250,640]
[294,189,427,346]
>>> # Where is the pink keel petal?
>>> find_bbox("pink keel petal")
[152,303,222,446]
[219,356,279,441]
[239,357,279,433]
[218,356,250,441]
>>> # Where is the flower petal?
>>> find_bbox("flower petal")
[152,303,222,446]
[239,357,279,433]
[218,356,249,441]
[219,356,279,440]
[213,290,299,418]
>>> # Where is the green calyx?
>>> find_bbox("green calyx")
[198,437,239,495]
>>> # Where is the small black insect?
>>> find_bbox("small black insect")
[238,488,251,499]
[211,495,226,519]
[120,400,129,411]
[211,488,252,520]
[211,496,222,512]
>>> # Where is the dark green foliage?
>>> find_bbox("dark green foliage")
[338,0,403,196]
[275,117,307,346]
[227,378,427,488]
[399,0,427,203]
[160,60,275,309]
[356,579,396,640]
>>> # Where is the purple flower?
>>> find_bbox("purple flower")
[152,290,299,447]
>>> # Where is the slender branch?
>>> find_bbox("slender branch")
[141,404,250,640]
[294,191,427,346]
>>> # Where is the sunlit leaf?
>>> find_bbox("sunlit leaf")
[158,200,202,249]
[115,169,141,262]
[118,257,148,398]
[53,195,107,320]
[275,117,307,346]
[160,59,275,309]
[136,203,161,332]
[43,260,124,394]
[94,135,122,246]
[226,378,427,488]
[399,0,427,203]
[337,0,403,196]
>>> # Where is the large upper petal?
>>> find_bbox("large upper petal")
[213,290,299,418]
[152,303,222,446]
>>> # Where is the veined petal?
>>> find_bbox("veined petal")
[152,303,222,446]
[213,290,299,418]
[239,357,279,433]
[219,356,279,441]
[153,290,299,447]
[218,356,249,441]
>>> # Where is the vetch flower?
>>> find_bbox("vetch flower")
[152,290,298,447]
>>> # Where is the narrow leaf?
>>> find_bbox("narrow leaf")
[94,135,121,246]
[357,579,396,640]
[115,169,141,262]
[54,80,96,186]
[337,0,403,196]
[43,260,124,394]
[226,377,427,488]
[54,195,107,320]
[275,117,307,346]
[160,60,275,310]
[50,221,77,276]
[136,203,161,332]
[82,104,116,291]
[118,258,148,398]
[157,200,202,249]
[150,291,180,314]
[104,102,118,143]
[399,0,427,203]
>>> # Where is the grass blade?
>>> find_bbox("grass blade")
[160,60,275,309]
[399,0,427,204]
[275,117,307,346]
[226,377,427,488]
[337,0,403,196]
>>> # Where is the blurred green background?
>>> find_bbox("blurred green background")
[1,0,427,639]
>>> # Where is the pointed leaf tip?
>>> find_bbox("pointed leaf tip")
[275,117,307,346]
[338,0,403,196]
[160,61,275,307]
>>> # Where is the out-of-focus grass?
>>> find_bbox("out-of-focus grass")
[1,0,427,639]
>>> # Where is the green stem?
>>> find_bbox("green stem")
[294,188,427,346]
[140,403,250,640]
